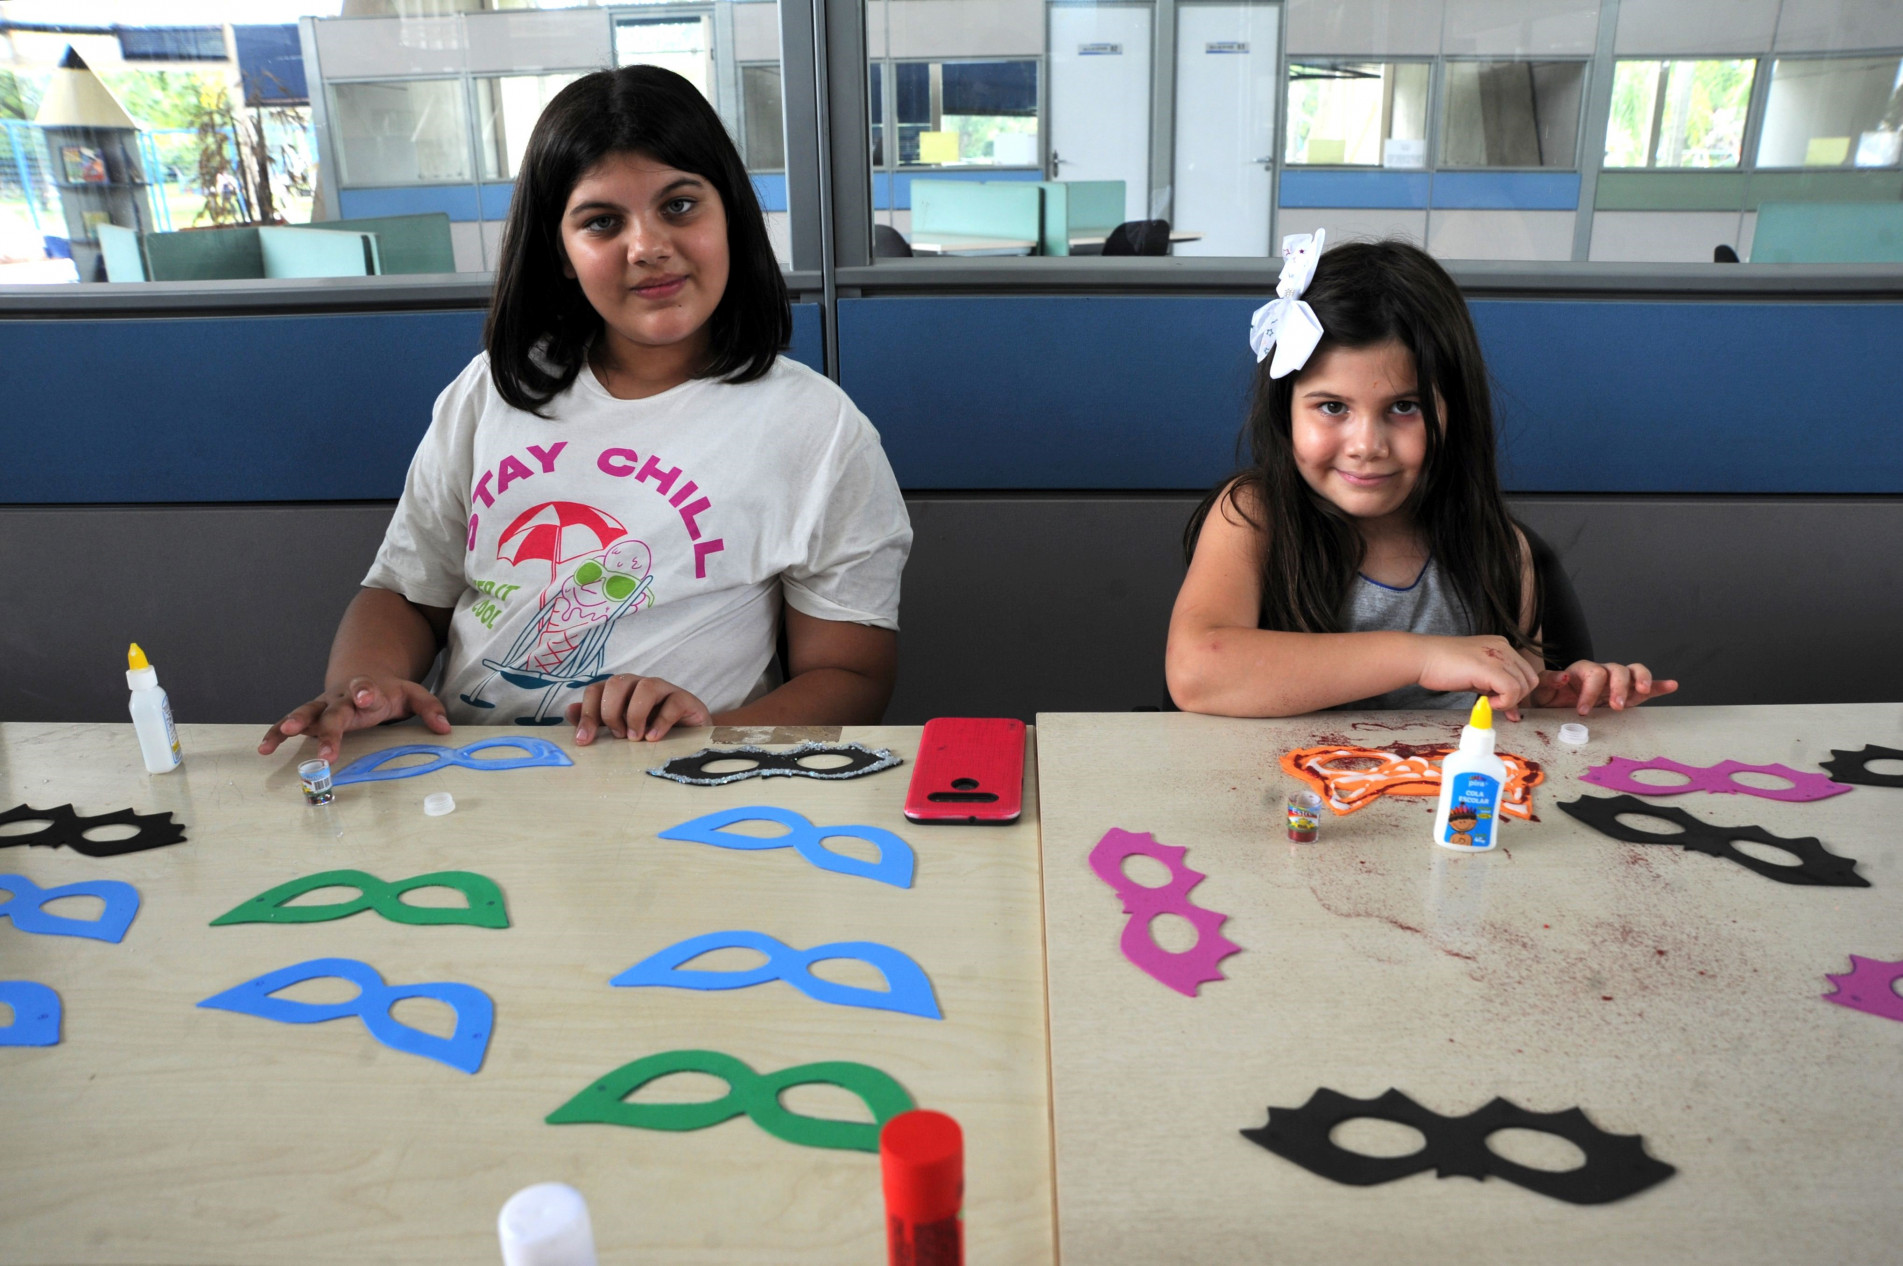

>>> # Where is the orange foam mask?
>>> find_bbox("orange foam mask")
[1281,745,1544,820]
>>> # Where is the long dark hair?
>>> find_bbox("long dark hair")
[485,65,790,415]
[1185,240,1533,647]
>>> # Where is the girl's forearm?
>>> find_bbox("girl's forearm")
[323,587,448,690]
[1166,626,1426,717]
[716,666,892,727]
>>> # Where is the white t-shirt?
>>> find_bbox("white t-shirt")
[364,353,911,725]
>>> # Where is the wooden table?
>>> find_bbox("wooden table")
[0,723,1054,1265]
[1035,705,1903,1265]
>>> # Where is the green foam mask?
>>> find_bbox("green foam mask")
[546,1048,914,1153]
[210,869,510,929]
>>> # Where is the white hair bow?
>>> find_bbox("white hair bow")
[1248,229,1327,379]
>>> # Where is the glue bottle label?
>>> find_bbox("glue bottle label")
[1441,773,1499,849]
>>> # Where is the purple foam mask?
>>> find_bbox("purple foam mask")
[1823,955,1903,1024]
[1579,757,1851,803]
[1088,828,1241,998]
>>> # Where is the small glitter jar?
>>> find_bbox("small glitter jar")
[1287,791,1322,843]
[298,758,334,806]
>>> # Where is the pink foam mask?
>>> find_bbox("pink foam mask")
[1087,828,1241,998]
[1823,955,1903,1024]
[1579,757,1851,803]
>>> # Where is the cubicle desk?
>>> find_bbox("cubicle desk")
[908,235,1038,257]
[1034,706,1903,1265]
[0,723,1054,1265]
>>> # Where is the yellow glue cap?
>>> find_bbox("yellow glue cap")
[127,643,149,671]
[1469,696,1493,730]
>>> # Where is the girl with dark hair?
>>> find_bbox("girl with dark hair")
[262,66,910,760]
[1166,233,1675,718]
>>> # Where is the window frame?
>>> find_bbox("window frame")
[1600,55,1762,172]
[324,74,484,191]
[1750,47,1903,173]
[1281,56,1436,170]
[869,54,1045,174]
[1434,54,1592,173]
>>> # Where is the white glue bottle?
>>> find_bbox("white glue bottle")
[126,642,182,774]
[1433,696,1507,852]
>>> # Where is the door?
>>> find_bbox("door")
[1049,4,1153,223]
[1173,2,1279,256]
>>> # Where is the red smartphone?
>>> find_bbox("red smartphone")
[903,718,1026,824]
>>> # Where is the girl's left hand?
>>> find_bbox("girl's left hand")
[568,673,713,743]
[1528,661,1679,715]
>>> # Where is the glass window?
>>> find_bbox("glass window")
[940,61,1039,167]
[330,79,470,186]
[615,16,714,100]
[1439,60,1584,168]
[1756,56,1903,170]
[870,59,1038,168]
[1604,59,1755,169]
[1285,62,1430,166]
[741,63,785,170]
[477,73,582,182]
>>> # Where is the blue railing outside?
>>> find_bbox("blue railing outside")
[1,119,57,235]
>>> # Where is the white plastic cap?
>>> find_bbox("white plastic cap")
[424,792,456,816]
[1558,723,1588,746]
[499,1182,597,1266]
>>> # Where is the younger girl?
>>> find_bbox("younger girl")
[1167,235,1674,718]
[262,66,910,761]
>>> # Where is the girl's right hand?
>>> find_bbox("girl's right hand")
[1416,635,1540,712]
[258,676,452,762]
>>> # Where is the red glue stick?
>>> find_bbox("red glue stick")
[881,1109,963,1266]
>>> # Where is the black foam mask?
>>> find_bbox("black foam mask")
[646,742,902,787]
[1242,1087,1675,1205]
[1819,744,1903,789]
[1558,794,1867,887]
[0,803,187,858]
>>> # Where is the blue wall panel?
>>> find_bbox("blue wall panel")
[3,302,826,503]
[839,296,1903,493]
[479,182,515,221]
[339,185,481,222]
[751,173,789,213]
[1471,301,1903,491]
[7,296,1900,501]
[1278,170,1433,208]
[788,301,823,373]
[1431,171,1580,210]
[841,295,1254,488]
[9,312,484,503]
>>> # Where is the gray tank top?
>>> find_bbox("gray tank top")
[1337,557,1478,711]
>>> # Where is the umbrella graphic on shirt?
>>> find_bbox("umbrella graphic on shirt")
[459,506,651,721]
[498,501,628,597]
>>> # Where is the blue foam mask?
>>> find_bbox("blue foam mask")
[0,980,62,1046]
[612,929,942,1020]
[656,805,915,888]
[0,874,141,943]
[197,957,493,1074]
[330,736,573,787]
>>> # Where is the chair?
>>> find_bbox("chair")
[1102,219,1171,256]
[873,224,913,258]
[1519,522,1594,671]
